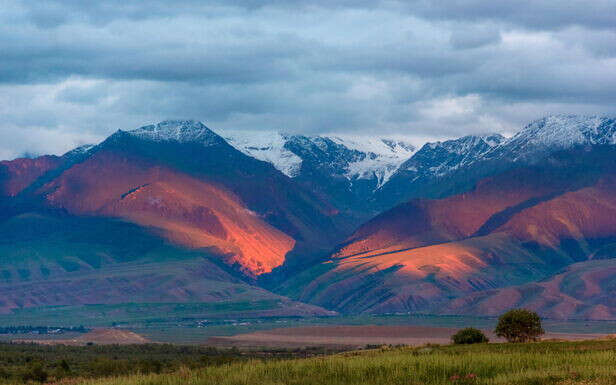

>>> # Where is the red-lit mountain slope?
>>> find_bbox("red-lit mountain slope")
[30,121,350,276]
[39,150,295,275]
[0,212,334,317]
[0,156,61,197]
[279,147,616,318]
[444,258,616,320]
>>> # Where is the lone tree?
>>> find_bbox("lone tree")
[451,327,489,344]
[495,308,544,342]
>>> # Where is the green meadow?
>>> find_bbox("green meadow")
[79,339,616,385]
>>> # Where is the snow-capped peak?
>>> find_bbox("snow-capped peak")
[399,133,505,178]
[512,114,615,146]
[127,120,225,146]
[327,136,417,187]
[223,131,303,177]
[223,131,416,185]
[487,114,616,162]
[427,134,504,154]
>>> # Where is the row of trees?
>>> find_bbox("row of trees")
[0,325,88,335]
[452,308,544,344]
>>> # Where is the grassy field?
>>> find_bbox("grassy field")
[0,342,341,384]
[82,340,616,385]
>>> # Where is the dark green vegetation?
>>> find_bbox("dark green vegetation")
[451,328,489,345]
[0,212,320,319]
[0,342,342,383]
[0,326,87,335]
[87,339,616,385]
[0,312,611,345]
[495,309,545,343]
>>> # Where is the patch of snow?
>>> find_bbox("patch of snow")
[328,136,416,187]
[127,120,224,146]
[512,115,597,148]
[223,131,417,186]
[488,114,616,161]
[63,144,95,157]
[223,131,303,177]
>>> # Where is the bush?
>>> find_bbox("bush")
[87,357,131,377]
[21,363,48,383]
[451,328,489,344]
[53,359,72,378]
[137,358,163,374]
[495,308,544,343]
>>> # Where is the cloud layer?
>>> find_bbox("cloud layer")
[1,0,615,158]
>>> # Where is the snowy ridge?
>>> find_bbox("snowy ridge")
[103,115,616,191]
[514,115,616,147]
[127,120,225,146]
[487,115,616,162]
[62,144,95,157]
[224,131,416,185]
[436,134,504,174]
[428,134,504,156]
[397,115,616,181]
[223,131,303,177]
[400,134,505,178]
[328,136,416,187]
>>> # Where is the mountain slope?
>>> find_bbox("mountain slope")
[0,212,331,317]
[0,121,346,318]
[32,121,351,276]
[376,115,616,209]
[0,156,62,197]
[2,115,616,321]
[225,132,416,218]
[444,259,616,320]
[278,145,616,318]
[484,115,616,162]
[225,132,415,185]
[39,151,296,275]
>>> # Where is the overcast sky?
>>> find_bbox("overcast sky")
[1,0,616,159]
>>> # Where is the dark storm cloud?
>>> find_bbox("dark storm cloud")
[0,0,615,159]
[0,16,307,84]
[408,0,616,31]
[19,0,616,30]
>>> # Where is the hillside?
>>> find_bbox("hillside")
[225,132,417,219]
[5,121,354,277]
[0,212,331,317]
[445,259,616,320]
[376,115,616,209]
[277,146,616,318]
[0,121,351,319]
[1,116,616,321]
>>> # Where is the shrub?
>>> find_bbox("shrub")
[59,359,70,372]
[451,328,489,344]
[53,359,72,378]
[495,308,544,343]
[137,358,163,374]
[21,363,48,383]
[87,357,131,377]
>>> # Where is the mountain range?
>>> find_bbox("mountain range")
[1,114,616,320]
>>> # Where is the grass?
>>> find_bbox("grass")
[84,340,616,385]
[0,342,341,384]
